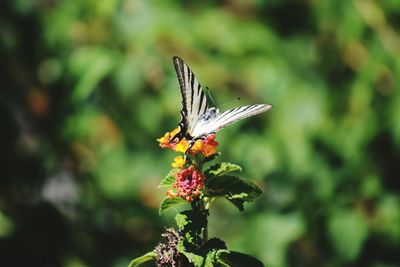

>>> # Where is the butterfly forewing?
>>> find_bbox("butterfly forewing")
[173,57,208,136]
[172,56,272,143]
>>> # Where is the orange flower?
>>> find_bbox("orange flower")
[191,140,203,153]
[171,156,186,168]
[202,144,217,157]
[157,132,172,149]
[157,127,181,149]
[200,134,218,157]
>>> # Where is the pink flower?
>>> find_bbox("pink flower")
[169,166,205,202]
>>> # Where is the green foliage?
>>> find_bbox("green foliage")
[205,162,262,211]
[157,169,178,189]
[328,209,368,261]
[218,251,265,267]
[205,162,242,177]
[173,209,264,267]
[206,175,262,211]
[127,252,156,267]
[1,0,400,266]
[159,197,187,215]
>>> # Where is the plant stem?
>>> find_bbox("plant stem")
[201,198,208,244]
[191,154,208,245]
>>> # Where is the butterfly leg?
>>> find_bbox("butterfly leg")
[184,136,207,155]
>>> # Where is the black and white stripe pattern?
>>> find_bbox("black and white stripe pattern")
[171,56,272,142]
[191,104,271,137]
[173,56,208,138]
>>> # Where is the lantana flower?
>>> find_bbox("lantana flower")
[171,156,186,169]
[167,166,205,202]
[157,127,181,149]
[200,134,218,157]
[157,129,219,157]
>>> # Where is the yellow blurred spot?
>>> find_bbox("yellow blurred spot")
[343,42,368,70]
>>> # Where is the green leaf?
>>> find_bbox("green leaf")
[206,175,263,211]
[175,212,189,230]
[127,251,156,267]
[218,251,265,267]
[175,210,208,247]
[202,238,227,252]
[202,239,229,267]
[203,152,221,164]
[159,197,187,215]
[204,249,230,267]
[177,241,205,267]
[176,241,204,267]
[157,169,177,188]
[175,210,207,232]
[205,162,242,178]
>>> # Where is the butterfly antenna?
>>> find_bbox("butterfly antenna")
[205,86,216,106]
[219,97,241,109]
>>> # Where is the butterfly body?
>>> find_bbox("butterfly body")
[171,56,272,147]
[190,107,219,137]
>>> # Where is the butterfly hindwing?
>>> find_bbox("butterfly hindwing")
[191,104,272,137]
[172,56,272,143]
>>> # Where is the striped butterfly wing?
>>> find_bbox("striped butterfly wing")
[173,56,209,139]
[191,104,272,137]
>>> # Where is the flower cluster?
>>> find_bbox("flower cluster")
[158,128,218,202]
[157,128,219,157]
[167,166,205,202]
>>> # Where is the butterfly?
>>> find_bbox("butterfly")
[171,56,272,148]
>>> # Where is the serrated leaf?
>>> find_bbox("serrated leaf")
[127,251,156,267]
[176,210,208,247]
[218,251,265,267]
[205,162,242,178]
[175,212,190,230]
[204,250,230,267]
[177,241,205,267]
[159,197,187,215]
[206,175,263,211]
[157,169,177,188]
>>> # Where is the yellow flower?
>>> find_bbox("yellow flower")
[190,140,204,154]
[175,139,189,153]
[170,127,180,136]
[171,156,186,168]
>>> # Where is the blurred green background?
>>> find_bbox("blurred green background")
[1,0,400,266]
